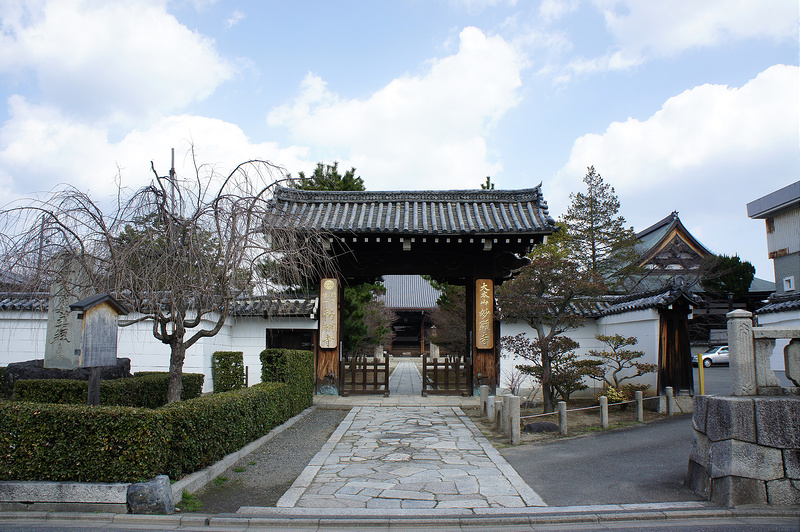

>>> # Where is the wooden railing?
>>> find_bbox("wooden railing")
[340,356,390,396]
[421,355,471,396]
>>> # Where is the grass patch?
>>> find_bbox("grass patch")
[213,476,229,486]
[178,490,203,512]
[232,466,247,473]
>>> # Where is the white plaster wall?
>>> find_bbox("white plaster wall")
[0,311,318,393]
[756,310,800,371]
[0,311,49,364]
[499,309,662,397]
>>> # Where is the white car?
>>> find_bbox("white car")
[692,346,730,367]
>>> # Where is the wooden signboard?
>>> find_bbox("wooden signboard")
[319,278,338,349]
[476,279,493,349]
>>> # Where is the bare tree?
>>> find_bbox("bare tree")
[0,150,333,402]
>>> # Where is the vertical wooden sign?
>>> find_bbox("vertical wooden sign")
[475,279,494,349]
[319,278,338,349]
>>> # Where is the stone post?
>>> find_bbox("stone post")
[727,310,756,396]
[503,394,514,437]
[666,386,674,416]
[486,396,497,421]
[509,395,520,445]
[558,401,568,436]
[752,335,780,390]
[635,391,643,422]
[599,396,608,429]
[480,385,490,417]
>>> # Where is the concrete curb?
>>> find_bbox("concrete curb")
[171,405,318,502]
[0,504,797,528]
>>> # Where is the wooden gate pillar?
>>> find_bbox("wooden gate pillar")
[472,278,498,393]
[316,277,342,394]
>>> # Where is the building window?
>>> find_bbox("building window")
[784,276,795,292]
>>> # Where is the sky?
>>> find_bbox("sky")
[0,0,797,282]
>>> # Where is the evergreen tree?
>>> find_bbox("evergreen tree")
[292,162,364,191]
[700,254,755,299]
[560,166,640,291]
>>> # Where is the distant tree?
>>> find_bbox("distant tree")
[502,333,588,402]
[342,282,395,356]
[428,280,467,357]
[481,176,495,190]
[291,162,364,191]
[496,248,603,412]
[582,334,656,390]
[560,166,640,290]
[0,151,331,403]
[700,254,755,299]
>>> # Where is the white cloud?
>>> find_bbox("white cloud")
[0,0,233,126]
[0,99,309,203]
[549,64,799,280]
[268,27,524,190]
[225,9,245,29]
[595,0,799,57]
[567,0,799,74]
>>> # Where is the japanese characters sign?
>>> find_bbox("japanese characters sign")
[319,278,339,349]
[475,279,494,349]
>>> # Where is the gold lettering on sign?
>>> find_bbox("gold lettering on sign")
[319,278,339,349]
[476,279,493,349]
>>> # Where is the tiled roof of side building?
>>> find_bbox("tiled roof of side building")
[267,186,557,235]
[382,275,442,310]
[755,293,800,315]
[0,293,319,318]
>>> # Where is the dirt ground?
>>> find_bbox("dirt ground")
[465,400,668,446]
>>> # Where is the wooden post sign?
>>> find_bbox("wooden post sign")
[69,294,128,406]
[476,279,494,349]
[319,278,338,349]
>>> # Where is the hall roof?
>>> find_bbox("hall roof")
[268,186,556,236]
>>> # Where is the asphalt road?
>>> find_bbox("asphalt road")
[501,414,704,506]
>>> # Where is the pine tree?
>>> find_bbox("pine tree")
[292,162,364,191]
[560,166,640,291]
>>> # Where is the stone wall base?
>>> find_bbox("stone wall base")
[686,395,800,507]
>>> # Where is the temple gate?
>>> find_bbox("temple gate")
[267,187,556,395]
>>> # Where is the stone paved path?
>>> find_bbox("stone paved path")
[276,405,545,510]
[388,358,422,395]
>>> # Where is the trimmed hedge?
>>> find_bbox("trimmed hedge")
[260,348,314,412]
[211,351,245,393]
[1,349,315,483]
[13,373,204,408]
[0,402,171,482]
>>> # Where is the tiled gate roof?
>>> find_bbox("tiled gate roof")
[268,186,556,235]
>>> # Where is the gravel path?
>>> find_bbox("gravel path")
[191,407,348,513]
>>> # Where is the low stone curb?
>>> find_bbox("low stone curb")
[0,504,797,528]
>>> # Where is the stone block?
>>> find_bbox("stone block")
[766,479,800,506]
[784,449,800,480]
[753,397,800,448]
[711,475,767,507]
[684,459,710,499]
[692,395,709,433]
[785,339,800,387]
[0,481,128,504]
[705,396,756,443]
[688,429,711,470]
[126,476,174,515]
[709,440,783,480]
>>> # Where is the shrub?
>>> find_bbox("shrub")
[1,350,314,483]
[0,402,171,482]
[211,351,245,393]
[260,348,314,412]
[13,373,204,408]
